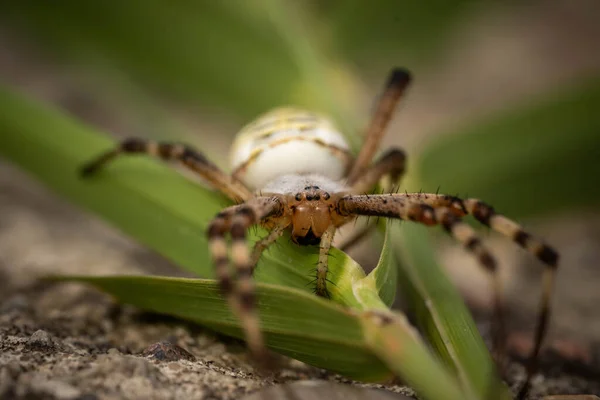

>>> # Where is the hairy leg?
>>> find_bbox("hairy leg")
[338,195,505,354]
[206,196,286,365]
[80,138,253,202]
[315,226,336,298]
[339,147,407,252]
[249,225,286,268]
[347,68,412,183]
[349,147,407,194]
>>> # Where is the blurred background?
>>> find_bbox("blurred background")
[1,0,599,385]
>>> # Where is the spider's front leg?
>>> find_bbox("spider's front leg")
[337,194,505,352]
[206,196,286,365]
[338,147,407,252]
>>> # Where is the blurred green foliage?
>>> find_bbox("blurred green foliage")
[2,1,300,118]
[1,0,487,120]
[315,0,477,67]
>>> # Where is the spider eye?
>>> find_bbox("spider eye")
[323,192,330,200]
[295,193,302,201]
[314,194,320,200]
[306,194,314,201]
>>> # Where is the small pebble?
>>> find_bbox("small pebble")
[107,348,121,355]
[28,330,56,350]
[141,341,196,362]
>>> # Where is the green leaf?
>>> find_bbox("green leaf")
[53,275,469,400]
[369,222,397,307]
[360,311,471,400]
[319,0,481,67]
[55,275,389,380]
[414,78,600,219]
[1,1,301,119]
[393,224,512,400]
[352,221,397,309]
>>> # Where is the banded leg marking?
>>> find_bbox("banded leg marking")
[338,194,506,361]
[338,195,501,277]
[462,197,557,399]
[206,196,284,365]
[80,138,253,202]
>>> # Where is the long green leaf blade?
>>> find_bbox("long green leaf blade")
[394,224,512,400]
[360,311,470,400]
[54,275,388,380]
[369,222,397,307]
[56,275,470,400]
[350,224,471,400]
[352,221,397,309]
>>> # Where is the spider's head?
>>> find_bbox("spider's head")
[289,186,335,246]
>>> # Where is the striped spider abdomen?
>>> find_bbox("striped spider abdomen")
[229,107,353,190]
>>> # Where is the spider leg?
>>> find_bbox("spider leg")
[249,225,286,268]
[339,147,407,252]
[395,193,557,399]
[80,138,253,202]
[337,194,506,360]
[316,226,336,298]
[206,196,285,366]
[349,147,407,193]
[347,67,412,182]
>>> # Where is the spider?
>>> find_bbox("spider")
[80,68,557,399]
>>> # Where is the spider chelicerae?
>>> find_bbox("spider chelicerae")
[80,68,558,398]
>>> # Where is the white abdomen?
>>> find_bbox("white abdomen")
[230,107,353,190]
